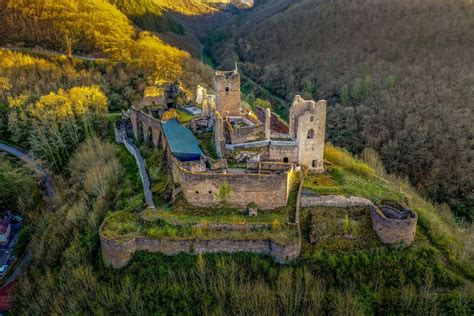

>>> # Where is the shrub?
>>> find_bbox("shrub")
[324,144,375,177]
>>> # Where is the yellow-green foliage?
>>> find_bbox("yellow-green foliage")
[153,0,225,15]
[0,50,99,100]
[107,0,185,34]
[2,0,135,59]
[132,32,190,83]
[324,144,374,177]
[8,86,108,169]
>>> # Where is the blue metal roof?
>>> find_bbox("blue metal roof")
[162,119,203,162]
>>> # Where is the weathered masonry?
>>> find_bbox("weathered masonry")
[100,229,300,269]
[370,204,417,245]
[130,107,296,210]
[201,68,327,173]
[129,66,327,210]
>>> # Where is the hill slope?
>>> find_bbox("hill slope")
[207,0,474,220]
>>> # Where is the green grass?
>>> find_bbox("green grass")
[101,157,301,245]
[324,144,375,177]
[195,132,218,159]
[142,206,287,226]
[101,210,298,245]
[176,109,193,125]
[304,166,403,204]
[302,206,382,252]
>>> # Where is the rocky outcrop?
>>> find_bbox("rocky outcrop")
[370,205,417,245]
[100,230,300,269]
[231,0,254,9]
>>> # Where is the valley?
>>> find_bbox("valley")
[0,0,472,314]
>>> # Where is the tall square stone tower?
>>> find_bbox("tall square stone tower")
[215,68,241,117]
[289,95,327,172]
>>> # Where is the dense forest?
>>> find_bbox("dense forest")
[0,0,472,313]
[207,0,474,221]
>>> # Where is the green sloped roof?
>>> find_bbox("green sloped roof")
[162,119,203,161]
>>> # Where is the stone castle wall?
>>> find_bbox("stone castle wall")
[100,230,300,269]
[130,107,296,210]
[255,106,289,134]
[300,191,372,208]
[269,142,299,163]
[227,121,266,144]
[370,205,417,245]
[295,99,327,172]
[171,155,296,210]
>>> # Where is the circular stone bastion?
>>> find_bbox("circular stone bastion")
[370,204,417,245]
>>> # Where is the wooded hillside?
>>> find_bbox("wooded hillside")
[208,0,474,220]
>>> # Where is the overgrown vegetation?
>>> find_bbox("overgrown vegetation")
[0,157,43,213]
[304,206,383,251]
[7,86,108,170]
[103,144,297,245]
[1,1,472,312]
[305,145,402,203]
[208,0,474,221]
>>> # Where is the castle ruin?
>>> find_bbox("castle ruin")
[130,67,327,210]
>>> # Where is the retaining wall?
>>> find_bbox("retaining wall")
[100,230,300,268]
[301,191,372,208]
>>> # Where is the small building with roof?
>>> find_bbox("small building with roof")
[162,119,203,162]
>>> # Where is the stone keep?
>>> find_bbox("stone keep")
[290,95,327,172]
[215,69,241,117]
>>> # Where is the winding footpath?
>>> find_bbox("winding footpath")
[0,143,54,204]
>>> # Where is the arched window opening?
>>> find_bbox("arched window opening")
[307,129,315,139]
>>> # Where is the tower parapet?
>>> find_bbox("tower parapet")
[215,68,241,117]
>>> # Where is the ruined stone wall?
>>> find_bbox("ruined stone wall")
[289,95,315,139]
[196,85,206,104]
[269,143,299,163]
[370,205,417,245]
[131,106,295,210]
[213,112,225,158]
[300,191,373,208]
[226,143,270,162]
[228,123,266,144]
[215,70,241,116]
[100,231,300,269]
[131,107,164,147]
[259,162,295,172]
[170,155,294,210]
[255,106,289,134]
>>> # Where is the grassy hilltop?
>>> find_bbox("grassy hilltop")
[0,0,472,314]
